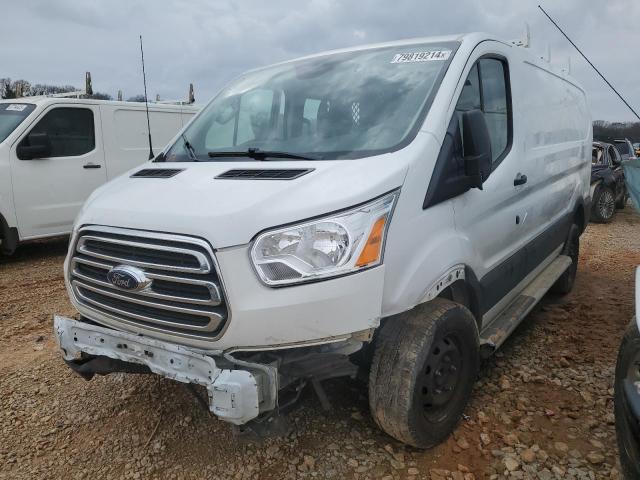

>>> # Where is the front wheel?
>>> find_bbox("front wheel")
[591,186,616,223]
[369,299,479,448]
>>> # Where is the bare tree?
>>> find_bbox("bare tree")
[0,78,32,99]
[0,78,15,99]
[127,94,147,102]
[12,79,31,97]
[87,92,113,100]
[29,83,77,96]
[593,120,640,143]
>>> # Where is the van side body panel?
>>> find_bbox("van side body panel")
[9,102,108,239]
[381,38,591,324]
[99,104,192,180]
[0,98,199,243]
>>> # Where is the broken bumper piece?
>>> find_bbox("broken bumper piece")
[53,315,273,425]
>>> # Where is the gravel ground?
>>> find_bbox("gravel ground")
[1,209,639,480]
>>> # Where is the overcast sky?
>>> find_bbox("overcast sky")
[1,0,638,121]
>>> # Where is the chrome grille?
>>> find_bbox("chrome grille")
[69,227,228,340]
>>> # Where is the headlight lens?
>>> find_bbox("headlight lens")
[251,191,398,286]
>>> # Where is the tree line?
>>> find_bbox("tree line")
[1,78,638,138]
[593,120,640,144]
[1,78,146,102]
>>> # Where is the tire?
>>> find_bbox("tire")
[616,189,628,210]
[369,298,479,448]
[0,215,18,256]
[614,323,640,479]
[550,224,579,295]
[591,186,616,223]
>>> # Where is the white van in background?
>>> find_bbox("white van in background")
[0,98,199,254]
[54,33,591,448]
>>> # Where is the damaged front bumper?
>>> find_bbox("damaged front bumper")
[53,315,277,425]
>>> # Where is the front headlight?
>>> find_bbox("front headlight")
[250,190,399,286]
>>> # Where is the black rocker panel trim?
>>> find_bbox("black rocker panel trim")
[478,212,573,314]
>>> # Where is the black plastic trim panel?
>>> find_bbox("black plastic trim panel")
[131,168,184,178]
[478,213,572,314]
[215,168,314,180]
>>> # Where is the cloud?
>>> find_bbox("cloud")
[1,0,638,121]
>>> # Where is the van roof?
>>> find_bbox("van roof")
[0,97,200,111]
[253,32,582,91]
[252,32,500,68]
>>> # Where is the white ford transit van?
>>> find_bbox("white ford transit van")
[0,98,198,254]
[54,33,591,448]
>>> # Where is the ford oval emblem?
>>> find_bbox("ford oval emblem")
[106,265,151,292]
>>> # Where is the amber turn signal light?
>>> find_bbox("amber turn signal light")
[355,216,387,267]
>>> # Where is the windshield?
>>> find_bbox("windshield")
[164,42,458,161]
[0,103,36,144]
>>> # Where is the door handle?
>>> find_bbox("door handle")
[514,173,527,186]
[83,163,102,169]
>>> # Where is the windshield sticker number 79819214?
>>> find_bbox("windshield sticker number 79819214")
[391,50,451,63]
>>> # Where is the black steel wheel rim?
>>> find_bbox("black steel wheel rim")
[599,190,615,219]
[419,333,463,422]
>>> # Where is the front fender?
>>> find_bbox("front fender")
[381,195,473,318]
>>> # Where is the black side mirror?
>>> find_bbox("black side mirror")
[16,133,52,160]
[462,109,492,189]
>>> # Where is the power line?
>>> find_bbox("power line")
[538,4,640,122]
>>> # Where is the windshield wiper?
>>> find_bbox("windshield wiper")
[182,134,198,161]
[207,148,315,161]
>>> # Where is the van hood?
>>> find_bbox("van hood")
[77,153,411,248]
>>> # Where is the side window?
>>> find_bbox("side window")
[479,59,509,162]
[455,57,511,164]
[21,107,95,157]
[456,64,481,112]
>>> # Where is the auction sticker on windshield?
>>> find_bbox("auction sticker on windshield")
[391,50,451,63]
[5,104,28,112]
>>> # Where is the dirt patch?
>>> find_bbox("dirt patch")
[1,210,638,479]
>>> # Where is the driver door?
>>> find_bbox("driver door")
[450,49,531,320]
[10,105,106,238]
